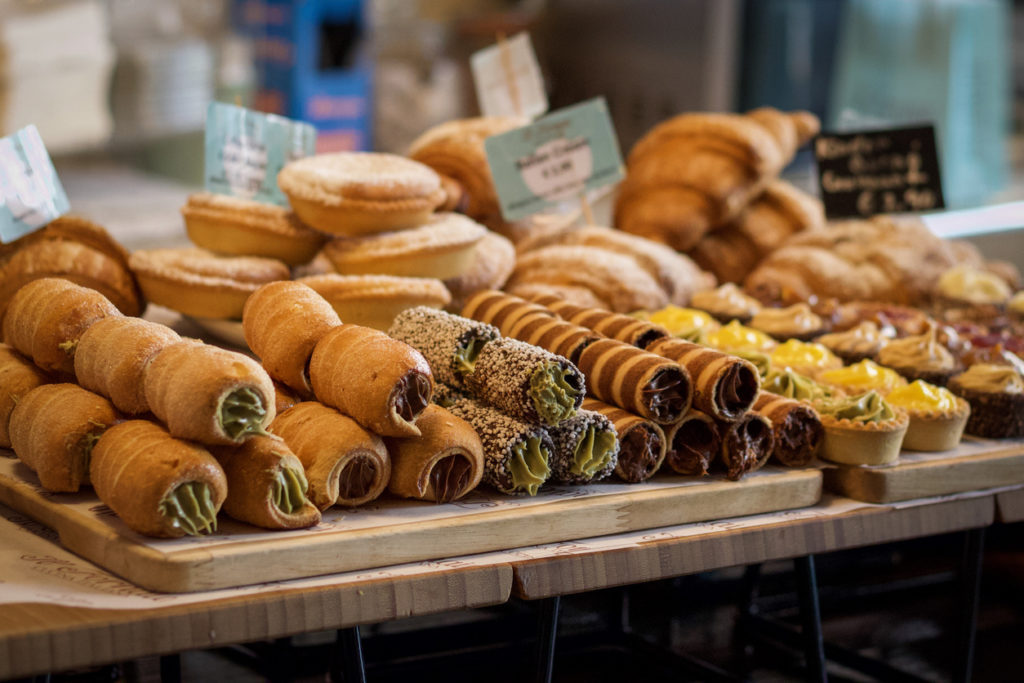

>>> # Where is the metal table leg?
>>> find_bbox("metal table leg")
[159,653,181,683]
[535,596,561,683]
[955,527,985,683]
[795,555,827,683]
[337,626,367,683]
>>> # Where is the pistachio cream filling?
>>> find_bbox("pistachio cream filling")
[509,436,550,496]
[817,390,896,423]
[271,466,310,514]
[571,426,618,478]
[454,336,489,377]
[219,387,268,440]
[763,367,835,401]
[529,364,580,425]
[159,481,218,535]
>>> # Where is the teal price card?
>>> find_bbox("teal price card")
[484,97,624,222]
[204,102,317,206]
[0,125,69,244]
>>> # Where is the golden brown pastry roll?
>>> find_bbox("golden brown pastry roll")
[717,413,775,481]
[663,410,721,476]
[2,277,121,376]
[309,324,432,437]
[273,380,300,415]
[504,315,601,365]
[752,392,822,467]
[73,316,182,415]
[242,281,341,397]
[582,398,666,483]
[0,344,50,448]
[527,293,671,349]
[270,402,390,508]
[91,420,228,538]
[385,404,484,503]
[647,337,760,422]
[9,383,119,492]
[210,435,321,529]
[143,341,276,446]
[461,289,555,335]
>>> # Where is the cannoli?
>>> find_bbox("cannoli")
[447,397,552,495]
[461,290,555,336]
[143,340,276,446]
[273,381,300,414]
[504,315,602,365]
[752,392,822,467]
[576,339,691,425]
[647,337,760,421]
[73,316,182,415]
[0,344,50,448]
[91,420,227,537]
[465,337,584,426]
[384,404,484,503]
[270,402,390,508]
[242,281,341,397]
[527,293,670,349]
[432,382,469,408]
[717,413,775,481]
[547,409,619,485]
[9,383,119,492]
[2,278,121,376]
[582,398,667,483]
[388,307,499,392]
[209,435,321,529]
[663,410,721,476]
[309,324,433,437]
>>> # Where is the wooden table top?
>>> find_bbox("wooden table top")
[996,486,1024,523]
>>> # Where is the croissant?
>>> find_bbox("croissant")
[0,344,50,448]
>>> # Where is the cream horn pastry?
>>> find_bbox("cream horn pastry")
[273,380,300,415]
[446,397,552,495]
[582,398,667,483]
[91,420,227,537]
[528,293,671,349]
[210,435,321,530]
[384,404,484,503]
[461,289,555,336]
[717,413,775,480]
[547,408,619,485]
[73,316,181,415]
[465,337,584,426]
[505,315,602,365]
[752,392,822,467]
[271,401,390,508]
[242,281,341,397]
[9,383,119,492]
[647,337,760,421]
[576,339,691,425]
[144,340,276,446]
[309,324,433,437]
[663,410,721,476]
[388,306,499,392]
[2,277,121,376]
[0,344,49,448]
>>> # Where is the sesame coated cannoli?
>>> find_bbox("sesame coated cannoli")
[447,397,553,496]
[648,337,760,422]
[432,382,469,408]
[388,306,500,392]
[717,412,775,481]
[752,392,823,467]
[547,408,619,485]
[527,293,671,349]
[505,315,602,365]
[582,398,666,483]
[576,339,691,425]
[663,410,721,476]
[0,344,50,448]
[461,289,555,336]
[465,337,584,426]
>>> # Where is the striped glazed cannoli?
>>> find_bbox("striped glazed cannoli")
[648,337,760,422]
[461,289,555,336]
[717,412,775,480]
[505,315,602,365]
[527,293,671,349]
[447,397,553,496]
[663,409,721,476]
[547,408,619,485]
[576,338,691,425]
[388,306,499,392]
[752,392,822,467]
[582,398,666,483]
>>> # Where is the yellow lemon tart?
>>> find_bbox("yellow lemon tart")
[819,359,907,395]
[885,380,970,451]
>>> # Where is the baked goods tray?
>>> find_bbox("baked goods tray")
[0,454,821,593]
[822,437,1024,504]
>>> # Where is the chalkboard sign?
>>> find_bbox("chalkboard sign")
[813,125,945,220]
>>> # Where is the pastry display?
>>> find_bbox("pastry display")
[527,294,670,349]
[885,381,970,451]
[298,273,451,331]
[643,306,720,342]
[876,322,960,386]
[752,392,823,467]
[818,359,907,395]
[91,420,228,538]
[832,301,926,338]
[703,320,777,353]
[581,397,667,483]
[948,364,1024,438]
[2,277,121,376]
[0,344,49,448]
[277,152,446,235]
[814,391,909,466]
[663,409,720,476]
[646,337,759,421]
[210,435,322,530]
[181,192,326,266]
[9,383,119,492]
[388,307,499,392]
[270,401,391,508]
[461,289,555,335]
[546,408,619,485]
[717,412,775,480]
[768,340,842,378]
[762,367,837,402]
[385,404,484,503]
[815,321,890,365]
[443,230,516,313]
[935,264,1013,308]
[689,283,763,324]
[749,303,827,341]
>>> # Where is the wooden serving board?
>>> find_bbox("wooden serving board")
[0,455,821,593]
[822,437,1024,504]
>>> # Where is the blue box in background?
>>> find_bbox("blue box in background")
[233,0,372,152]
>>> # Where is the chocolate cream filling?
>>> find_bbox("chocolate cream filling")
[773,408,823,467]
[641,367,690,423]
[667,418,720,476]
[159,481,218,535]
[394,371,432,423]
[428,453,474,503]
[529,363,582,426]
[618,425,663,483]
[715,364,759,419]
[219,387,268,441]
[337,454,379,501]
[722,417,772,481]
[272,466,310,514]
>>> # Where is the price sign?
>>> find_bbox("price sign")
[204,102,316,206]
[471,32,548,120]
[484,97,624,221]
[0,125,69,244]
[814,124,945,220]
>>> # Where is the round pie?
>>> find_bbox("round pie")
[885,380,970,451]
